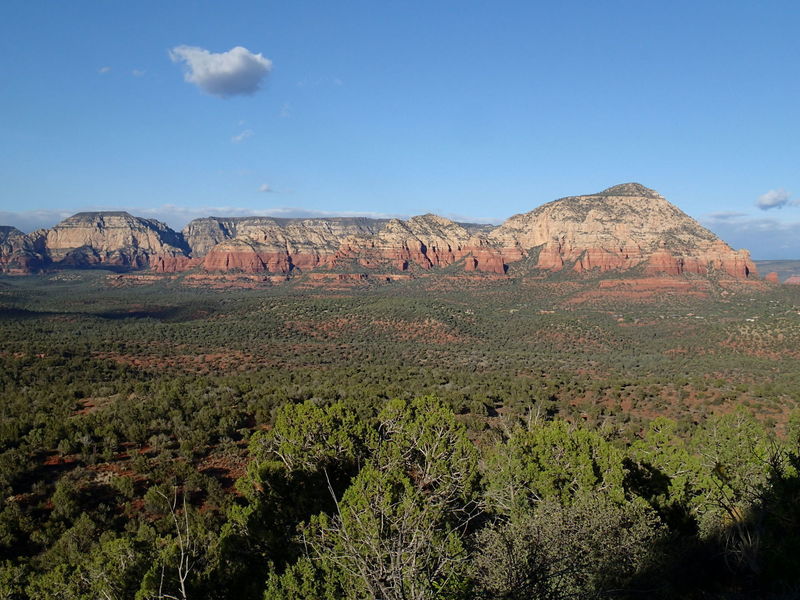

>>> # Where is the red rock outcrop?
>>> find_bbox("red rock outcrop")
[489,183,756,279]
[201,239,289,273]
[151,256,200,273]
[334,214,507,273]
[785,276,800,285]
[46,212,191,270]
[0,227,48,273]
[0,183,759,282]
[765,272,780,283]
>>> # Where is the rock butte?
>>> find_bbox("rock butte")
[0,183,760,281]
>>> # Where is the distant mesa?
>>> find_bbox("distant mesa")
[0,183,759,281]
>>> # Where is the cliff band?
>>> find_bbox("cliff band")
[0,184,757,280]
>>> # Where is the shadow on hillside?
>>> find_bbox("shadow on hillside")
[629,456,800,599]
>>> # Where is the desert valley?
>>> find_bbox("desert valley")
[4,2,800,598]
[2,183,800,599]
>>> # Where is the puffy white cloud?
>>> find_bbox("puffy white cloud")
[757,188,791,210]
[132,68,146,77]
[258,184,273,193]
[231,129,254,143]
[98,66,111,74]
[169,45,272,98]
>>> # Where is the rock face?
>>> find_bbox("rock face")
[0,213,191,273]
[489,183,755,278]
[189,217,388,273]
[335,214,508,273]
[0,183,758,280]
[0,227,48,273]
[183,216,389,260]
[45,212,191,270]
[190,214,508,274]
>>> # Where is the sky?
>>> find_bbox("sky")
[1,1,799,259]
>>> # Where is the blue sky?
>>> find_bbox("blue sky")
[1,1,799,258]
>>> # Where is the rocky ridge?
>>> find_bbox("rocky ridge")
[0,184,759,281]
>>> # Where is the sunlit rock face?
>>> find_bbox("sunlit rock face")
[488,183,755,279]
[0,226,48,273]
[45,212,190,270]
[0,183,757,280]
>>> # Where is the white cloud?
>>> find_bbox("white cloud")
[169,45,272,98]
[132,69,146,77]
[231,129,254,143]
[700,214,800,259]
[279,102,291,118]
[98,66,111,74]
[258,184,273,193]
[0,209,74,232]
[757,188,791,210]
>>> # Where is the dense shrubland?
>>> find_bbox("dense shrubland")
[1,272,800,598]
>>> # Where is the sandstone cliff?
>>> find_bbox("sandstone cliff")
[45,212,190,270]
[193,214,506,274]
[335,214,506,273]
[0,183,759,280]
[489,183,755,278]
[0,227,48,273]
[183,216,389,258]
[189,217,390,273]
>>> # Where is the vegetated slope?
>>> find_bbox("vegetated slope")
[1,275,800,598]
[0,183,758,280]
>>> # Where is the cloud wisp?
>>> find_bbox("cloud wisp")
[231,129,254,143]
[757,188,792,210]
[169,45,272,98]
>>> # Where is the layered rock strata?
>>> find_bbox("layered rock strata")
[45,212,190,270]
[488,183,755,278]
[0,184,758,280]
[0,226,48,273]
[334,214,508,274]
